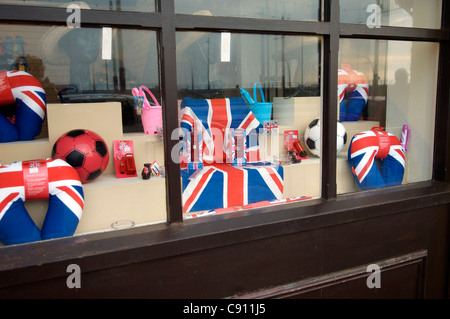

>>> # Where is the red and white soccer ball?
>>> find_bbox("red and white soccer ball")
[304,118,347,157]
[52,129,109,183]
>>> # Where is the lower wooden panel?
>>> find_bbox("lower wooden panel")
[235,250,427,299]
[0,202,447,299]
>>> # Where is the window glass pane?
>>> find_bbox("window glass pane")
[176,32,321,218]
[340,0,442,29]
[1,24,159,132]
[175,0,320,21]
[337,39,438,194]
[0,24,165,246]
[0,0,155,12]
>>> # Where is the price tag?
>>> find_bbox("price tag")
[22,160,49,200]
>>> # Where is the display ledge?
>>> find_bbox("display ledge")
[17,173,167,240]
[0,180,449,290]
[0,132,164,175]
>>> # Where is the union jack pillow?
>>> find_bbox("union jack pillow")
[348,128,405,190]
[0,70,46,142]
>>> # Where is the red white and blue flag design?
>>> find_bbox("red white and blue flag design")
[180,97,285,213]
[180,97,261,163]
[182,163,283,213]
[338,64,369,122]
[348,129,405,190]
[0,70,46,142]
[185,196,311,219]
[0,159,84,245]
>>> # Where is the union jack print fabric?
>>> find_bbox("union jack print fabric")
[0,70,46,142]
[0,159,84,245]
[348,129,405,190]
[182,163,284,213]
[179,97,285,213]
[185,196,311,219]
[180,97,261,163]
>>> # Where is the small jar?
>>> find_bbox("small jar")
[141,163,151,180]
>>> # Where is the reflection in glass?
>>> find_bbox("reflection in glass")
[337,39,438,194]
[176,32,320,97]
[177,32,322,217]
[175,0,320,21]
[340,0,441,29]
[0,24,159,133]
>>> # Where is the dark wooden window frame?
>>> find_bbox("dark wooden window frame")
[0,0,449,293]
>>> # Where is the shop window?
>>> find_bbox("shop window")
[174,0,320,21]
[0,1,446,247]
[176,32,321,218]
[0,24,166,246]
[340,0,442,29]
[337,39,439,194]
[0,0,155,12]
[0,24,159,133]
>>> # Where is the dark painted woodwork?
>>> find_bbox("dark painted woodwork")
[0,0,449,299]
[0,182,448,298]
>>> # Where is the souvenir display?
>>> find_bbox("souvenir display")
[338,63,369,122]
[180,97,284,213]
[284,129,308,163]
[180,97,261,163]
[113,140,137,178]
[304,118,347,157]
[185,130,203,171]
[52,129,109,183]
[0,158,84,245]
[231,128,247,167]
[150,161,162,176]
[240,82,273,124]
[0,70,46,142]
[348,127,405,190]
[131,85,162,135]
[141,163,151,180]
[400,124,411,152]
[263,120,278,134]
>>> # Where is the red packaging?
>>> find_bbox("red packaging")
[22,160,49,200]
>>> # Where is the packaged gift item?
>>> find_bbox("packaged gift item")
[284,129,308,163]
[150,161,162,176]
[113,140,137,178]
[263,120,278,134]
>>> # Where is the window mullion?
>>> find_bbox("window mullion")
[433,1,450,183]
[321,0,339,199]
[159,0,183,224]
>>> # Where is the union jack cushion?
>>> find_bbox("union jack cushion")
[0,70,46,142]
[0,158,84,245]
[182,163,283,213]
[338,64,369,122]
[348,128,405,190]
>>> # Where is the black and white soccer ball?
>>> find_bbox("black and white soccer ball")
[304,118,347,157]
